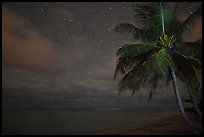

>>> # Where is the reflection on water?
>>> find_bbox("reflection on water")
[2,108,178,135]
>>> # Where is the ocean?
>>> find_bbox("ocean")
[2,108,178,135]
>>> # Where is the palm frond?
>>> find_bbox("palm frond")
[165,67,189,87]
[118,48,173,94]
[114,23,138,35]
[172,2,180,16]
[133,3,173,37]
[177,40,202,61]
[116,43,156,57]
[148,75,160,101]
[115,3,166,42]
[114,23,158,42]
[177,5,202,37]
[160,2,165,35]
[114,43,157,79]
[174,51,202,90]
[118,58,151,93]
[115,3,178,43]
[133,3,158,28]
[156,48,173,73]
[114,49,154,79]
[165,3,182,42]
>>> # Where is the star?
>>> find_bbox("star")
[79,56,85,61]
[89,9,92,12]
[40,8,43,12]
[109,7,112,10]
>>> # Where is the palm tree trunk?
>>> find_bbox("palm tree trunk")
[170,67,202,134]
[185,80,202,119]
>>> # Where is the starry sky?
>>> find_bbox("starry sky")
[2,2,202,109]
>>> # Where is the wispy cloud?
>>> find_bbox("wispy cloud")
[2,7,68,73]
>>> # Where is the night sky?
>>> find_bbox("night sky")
[2,2,202,109]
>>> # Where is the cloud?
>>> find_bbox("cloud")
[2,7,68,73]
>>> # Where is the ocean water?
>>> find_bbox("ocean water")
[2,108,178,135]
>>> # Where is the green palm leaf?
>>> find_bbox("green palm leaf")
[114,23,157,42]
[116,43,156,57]
[177,5,202,37]
[114,49,155,79]
[118,48,173,94]
[177,40,202,61]
[133,3,158,28]
[114,23,138,35]
[114,43,157,79]
[174,51,202,90]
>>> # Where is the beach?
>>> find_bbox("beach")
[115,112,202,135]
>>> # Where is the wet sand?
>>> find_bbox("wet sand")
[114,112,202,135]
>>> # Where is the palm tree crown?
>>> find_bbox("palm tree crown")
[114,2,202,94]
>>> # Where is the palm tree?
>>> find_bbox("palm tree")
[113,2,202,134]
[167,38,202,119]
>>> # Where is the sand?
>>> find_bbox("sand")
[114,112,202,135]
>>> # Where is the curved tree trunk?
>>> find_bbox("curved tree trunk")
[170,67,202,134]
[185,80,202,119]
